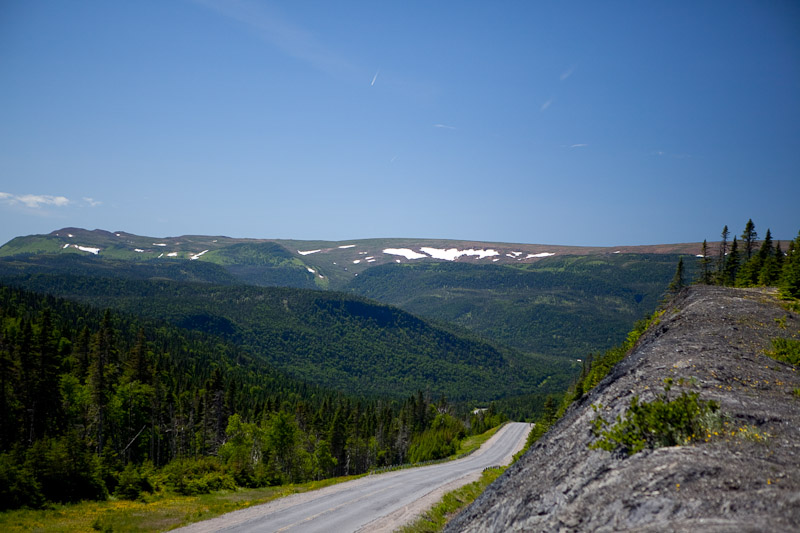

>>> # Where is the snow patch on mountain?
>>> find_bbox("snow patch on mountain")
[338,244,356,249]
[190,250,209,260]
[383,248,427,260]
[75,245,100,255]
[526,252,556,258]
[298,249,321,255]
[421,247,499,261]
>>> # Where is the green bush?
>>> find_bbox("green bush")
[25,433,107,504]
[408,414,465,463]
[0,450,44,510]
[766,337,800,366]
[114,462,155,500]
[158,457,235,495]
[590,379,720,455]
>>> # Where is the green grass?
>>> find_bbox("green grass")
[398,467,505,533]
[0,425,507,532]
[455,424,502,456]
[0,475,365,532]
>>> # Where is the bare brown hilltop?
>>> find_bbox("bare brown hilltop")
[447,285,800,532]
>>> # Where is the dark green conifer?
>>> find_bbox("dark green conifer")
[741,219,757,260]
[758,229,773,260]
[723,237,740,286]
[780,232,800,298]
[668,257,685,294]
[699,240,712,284]
[717,225,730,283]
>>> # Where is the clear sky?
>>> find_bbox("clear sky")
[1,1,798,247]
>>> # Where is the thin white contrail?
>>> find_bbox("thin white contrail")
[371,70,379,86]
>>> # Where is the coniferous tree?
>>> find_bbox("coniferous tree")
[754,229,778,286]
[0,329,20,449]
[18,319,35,444]
[775,241,785,273]
[780,232,800,298]
[717,225,730,282]
[723,237,740,286]
[668,258,685,294]
[88,311,117,456]
[34,308,61,440]
[73,326,91,382]
[741,219,758,260]
[758,229,774,261]
[699,240,712,284]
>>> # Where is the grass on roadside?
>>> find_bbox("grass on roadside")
[0,426,507,533]
[456,424,502,456]
[399,467,505,533]
[0,475,364,532]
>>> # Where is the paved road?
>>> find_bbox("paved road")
[176,422,531,533]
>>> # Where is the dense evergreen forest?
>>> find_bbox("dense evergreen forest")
[691,220,800,296]
[0,285,505,510]
[4,220,795,512]
[345,254,688,358]
[0,271,568,402]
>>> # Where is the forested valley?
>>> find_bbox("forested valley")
[0,285,505,510]
[3,219,796,514]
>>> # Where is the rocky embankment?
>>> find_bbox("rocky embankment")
[447,286,800,532]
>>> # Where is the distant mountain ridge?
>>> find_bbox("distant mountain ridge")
[0,227,704,289]
[0,228,700,364]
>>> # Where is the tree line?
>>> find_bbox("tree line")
[0,284,505,510]
[673,219,800,297]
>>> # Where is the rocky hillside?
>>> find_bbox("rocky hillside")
[447,286,800,532]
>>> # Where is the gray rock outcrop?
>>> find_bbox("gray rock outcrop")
[447,286,800,532]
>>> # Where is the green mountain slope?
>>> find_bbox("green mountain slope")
[345,255,692,358]
[0,272,569,402]
[0,283,517,511]
[0,228,701,365]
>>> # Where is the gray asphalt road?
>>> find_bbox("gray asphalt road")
[175,422,531,533]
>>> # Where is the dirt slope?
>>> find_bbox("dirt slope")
[447,286,800,532]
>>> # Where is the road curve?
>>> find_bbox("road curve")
[175,422,531,533]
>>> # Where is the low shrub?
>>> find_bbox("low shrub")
[590,379,720,455]
[766,337,800,366]
[114,462,155,500]
[0,450,44,510]
[158,457,235,495]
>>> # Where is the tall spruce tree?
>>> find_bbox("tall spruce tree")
[34,308,61,439]
[741,219,757,260]
[724,237,740,286]
[753,229,777,286]
[717,225,730,282]
[758,229,773,260]
[780,232,800,298]
[88,310,117,456]
[699,240,712,284]
[668,257,685,294]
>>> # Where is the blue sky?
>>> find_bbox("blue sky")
[1,1,798,247]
